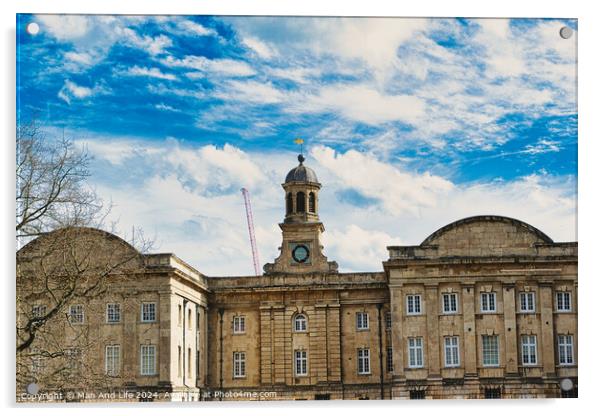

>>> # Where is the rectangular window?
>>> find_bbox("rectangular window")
[521,335,537,365]
[233,351,246,378]
[386,347,393,372]
[444,336,460,367]
[294,315,307,332]
[408,337,424,368]
[30,347,44,375]
[356,312,369,330]
[188,347,192,378]
[410,390,426,400]
[233,316,246,334]
[65,347,81,373]
[69,305,84,324]
[385,311,391,330]
[519,292,535,312]
[140,345,156,375]
[442,293,458,314]
[482,335,499,366]
[178,346,182,377]
[32,305,46,318]
[407,295,421,315]
[484,388,502,399]
[106,303,121,323]
[558,335,574,365]
[556,292,572,312]
[141,302,156,322]
[105,345,120,376]
[357,348,371,374]
[295,350,308,376]
[480,293,496,313]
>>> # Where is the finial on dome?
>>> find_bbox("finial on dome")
[298,154,305,165]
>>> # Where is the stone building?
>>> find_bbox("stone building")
[16,155,577,401]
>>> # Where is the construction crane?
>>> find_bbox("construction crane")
[241,188,261,276]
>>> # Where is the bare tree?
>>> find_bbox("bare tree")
[16,119,104,241]
[16,226,151,392]
[15,120,153,393]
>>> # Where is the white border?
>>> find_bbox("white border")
[3,1,600,415]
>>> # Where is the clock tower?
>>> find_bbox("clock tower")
[264,154,338,274]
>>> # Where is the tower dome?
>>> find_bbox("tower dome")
[285,155,319,183]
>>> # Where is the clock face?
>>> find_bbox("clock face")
[291,244,310,263]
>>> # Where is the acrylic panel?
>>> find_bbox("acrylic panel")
[16,15,578,402]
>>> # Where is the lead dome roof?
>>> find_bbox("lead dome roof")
[285,154,319,183]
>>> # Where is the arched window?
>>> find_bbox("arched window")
[286,192,293,215]
[308,192,316,213]
[296,192,306,213]
[294,314,307,332]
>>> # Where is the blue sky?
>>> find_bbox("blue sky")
[16,15,577,275]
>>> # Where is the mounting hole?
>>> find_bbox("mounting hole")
[26,382,39,394]
[26,22,40,35]
[559,26,573,39]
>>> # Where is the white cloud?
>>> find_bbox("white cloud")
[79,138,575,275]
[524,139,561,155]
[267,67,320,84]
[229,17,427,79]
[117,66,176,80]
[122,28,173,56]
[475,19,526,78]
[177,20,217,37]
[216,80,286,104]
[57,80,108,104]
[165,143,268,194]
[301,84,426,125]
[322,225,402,272]
[64,51,93,65]
[155,103,179,112]
[311,146,454,215]
[162,55,256,77]
[37,15,91,40]
[242,37,276,59]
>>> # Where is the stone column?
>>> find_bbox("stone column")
[539,283,556,377]
[461,284,477,375]
[197,305,207,388]
[390,286,405,381]
[327,304,342,382]
[311,304,328,383]
[272,305,286,384]
[159,290,173,384]
[502,284,518,375]
[425,284,441,377]
[259,305,273,385]
[122,293,137,382]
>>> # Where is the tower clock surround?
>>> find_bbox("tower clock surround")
[264,154,338,274]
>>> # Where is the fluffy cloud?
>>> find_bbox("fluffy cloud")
[116,66,176,80]
[37,15,91,40]
[176,20,217,37]
[322,225,403,272]
[302,84,426,125]
[164,142,268,194]
[242,37,276,59]
[58,80,109,104]
[162,55,256,77]
[311,146,453,215]
[215,80,286,104]
[81,139,575,275]
[122,28,173,56]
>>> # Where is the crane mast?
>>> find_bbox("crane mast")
[240,188,261,276]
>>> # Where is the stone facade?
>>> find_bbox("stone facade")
[385,216,578,399]
[16,157,577,402]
